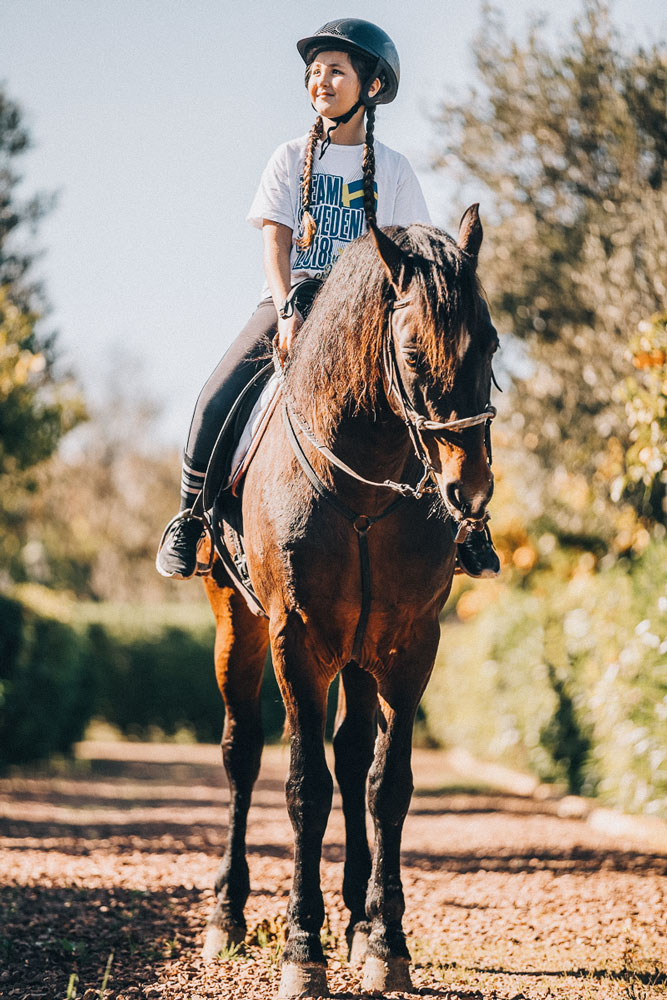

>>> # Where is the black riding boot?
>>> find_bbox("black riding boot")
[156,511,206,580]
[456,525,500,578]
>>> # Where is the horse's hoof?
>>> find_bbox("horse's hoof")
[201,923,245,962]
[348,928,369,965]
[277,961,328,998]
[362,954,413,993]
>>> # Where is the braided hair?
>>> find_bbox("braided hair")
[298,51,382,251]
[296,116,324,250]
[361,105,377,230]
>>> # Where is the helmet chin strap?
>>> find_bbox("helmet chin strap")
[311,56,383,157]
[318,97,364,158]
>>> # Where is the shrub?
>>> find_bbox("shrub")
[0,592,288,764]
[84,617,284,744]
[423,537,667,815]
[0,594,93,764]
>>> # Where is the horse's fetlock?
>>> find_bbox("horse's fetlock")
[207,901,247,935]
[367,922,410,961]
[366,883,405,930]
[282,929,325,965]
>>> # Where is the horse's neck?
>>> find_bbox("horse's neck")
[287,320,416,500]
[332,406,411,475]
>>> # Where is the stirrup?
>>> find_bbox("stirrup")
[195,511,214,576]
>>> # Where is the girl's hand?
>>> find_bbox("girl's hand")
[277,310,303,355]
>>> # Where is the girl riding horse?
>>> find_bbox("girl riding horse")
[156,17,499,579]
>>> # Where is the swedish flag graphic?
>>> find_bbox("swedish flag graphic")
[342,179,378,210]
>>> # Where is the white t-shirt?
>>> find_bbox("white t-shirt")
[247,134,431,299]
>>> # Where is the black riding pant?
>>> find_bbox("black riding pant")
[180,299,277,509]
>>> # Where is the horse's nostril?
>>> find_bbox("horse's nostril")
[446,483,466,514]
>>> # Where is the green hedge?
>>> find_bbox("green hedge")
[0,594,286,765]
[0,594,93,764]
[423,538,667,817]
[8,538,666,820]
[84,616,285,743]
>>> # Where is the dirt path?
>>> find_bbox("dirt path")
[1,741,666,999]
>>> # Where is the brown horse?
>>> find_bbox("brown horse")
[202,206,498,997]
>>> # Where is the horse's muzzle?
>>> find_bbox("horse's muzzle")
[444,473,494,522]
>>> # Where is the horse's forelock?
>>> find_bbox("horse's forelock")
[395,226,480,386]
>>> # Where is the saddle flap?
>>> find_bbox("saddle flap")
[203,360,274,511]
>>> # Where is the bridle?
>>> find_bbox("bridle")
[280,294,497,537]
[382,295,496,537]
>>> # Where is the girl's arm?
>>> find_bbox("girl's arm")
[262,220,303,354]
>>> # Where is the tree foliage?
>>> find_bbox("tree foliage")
[0,87,85,578]
[432,0,667,546]
[620,311,667,506]
[17,358,188,602]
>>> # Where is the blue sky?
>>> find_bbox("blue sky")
[2,0,664,443]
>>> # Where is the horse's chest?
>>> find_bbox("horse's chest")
[251,498,453,614]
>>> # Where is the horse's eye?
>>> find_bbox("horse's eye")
[402,347,420,368]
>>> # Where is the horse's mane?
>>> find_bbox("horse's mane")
[285,224,481,438]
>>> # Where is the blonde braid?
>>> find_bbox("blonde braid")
[297,116,324,250]
[361,105,377,230]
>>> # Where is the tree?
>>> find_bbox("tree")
[0,87,85,579]
[24,356,187,603]
[432,1,667,548]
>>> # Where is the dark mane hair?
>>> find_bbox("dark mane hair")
[286,224,482,437]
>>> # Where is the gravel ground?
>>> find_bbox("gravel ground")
[1,741,666,999]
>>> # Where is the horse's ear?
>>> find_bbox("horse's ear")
[457,204,483,263]
[369,223,413,294]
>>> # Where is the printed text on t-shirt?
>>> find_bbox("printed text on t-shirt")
[293,172,378,271]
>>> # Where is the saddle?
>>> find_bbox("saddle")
[200,277,323,614]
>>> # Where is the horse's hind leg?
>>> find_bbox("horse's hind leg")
[201,573,269,961]
[332,661,377,963]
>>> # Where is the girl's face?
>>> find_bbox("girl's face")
[307,50,363,120]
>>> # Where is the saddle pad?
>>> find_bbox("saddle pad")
[228,371,281,494]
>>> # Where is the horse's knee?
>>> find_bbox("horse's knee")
[285,752,333,837]
[367,760,413,826]
[333,706,375,760]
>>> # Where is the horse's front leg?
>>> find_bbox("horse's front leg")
[362,632,439,994]
[332,661,377,962]
[202,576,269,961]
[271,612,334,999]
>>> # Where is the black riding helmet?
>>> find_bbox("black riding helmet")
[297,18,400,106]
